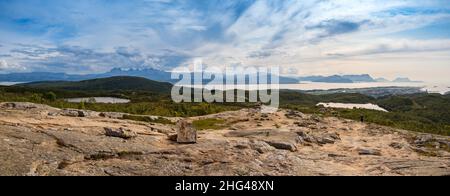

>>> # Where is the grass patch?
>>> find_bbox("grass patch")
[193,118,228,130]
[122,115,174,125]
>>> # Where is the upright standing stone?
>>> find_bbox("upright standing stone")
[177,120,197,144]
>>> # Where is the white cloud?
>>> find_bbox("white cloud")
[1,0,450,82]
[0,59,26,71]
[0,60,8,69]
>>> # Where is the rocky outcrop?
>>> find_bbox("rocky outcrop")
[296,131,341,146]
[265,141,297,152]
[0,102,449,176]
[59,109,85,117]
[104,127,137,139]
[1,102,57,111]
[59,109,95,117]
[249,140,275,154]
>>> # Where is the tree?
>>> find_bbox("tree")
[43,92,57,102]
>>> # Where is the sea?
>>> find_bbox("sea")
[2,81,449,94]
[189,82,450,94]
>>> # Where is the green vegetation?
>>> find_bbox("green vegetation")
[0,92,243,117]
[282,91,450,136]
[192,118,228,130]
[1,77,449,135]
[19,76,172,94]
[43,91,57,102]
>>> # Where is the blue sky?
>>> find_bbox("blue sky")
[0,0,450,82]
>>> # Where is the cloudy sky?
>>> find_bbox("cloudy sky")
[0,0,450,82]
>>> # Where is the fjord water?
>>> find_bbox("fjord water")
[190,82,449,94]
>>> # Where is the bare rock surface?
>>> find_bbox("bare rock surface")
[0,102,449,176]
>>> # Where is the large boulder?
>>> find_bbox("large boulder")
[176,120,197,144]
[296,131,340,146]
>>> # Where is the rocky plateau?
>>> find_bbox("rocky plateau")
[0,102,449,176]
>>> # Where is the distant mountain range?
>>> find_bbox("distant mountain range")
[297,75,353,83]
[297,74,376,83]
[392,77,423,83]
[0,68,299,84]
[375,78,390,82]
[297,74,422,83]
[0,68,422,84]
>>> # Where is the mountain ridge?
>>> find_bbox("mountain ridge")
[1,68,422,84]
[298,74,375,83]
[0,68,300,84]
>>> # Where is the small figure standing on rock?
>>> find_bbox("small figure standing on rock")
[360,115,365,123]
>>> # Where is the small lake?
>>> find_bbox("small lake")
[317,102,388,112]
[65,97,130,104]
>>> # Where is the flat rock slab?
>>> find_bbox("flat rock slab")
[1,103,449,176]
